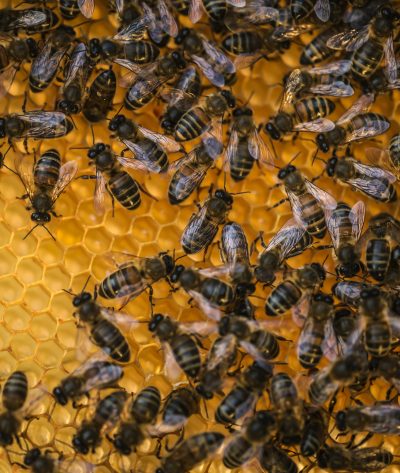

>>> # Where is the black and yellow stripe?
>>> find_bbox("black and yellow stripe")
[34,149,61,190]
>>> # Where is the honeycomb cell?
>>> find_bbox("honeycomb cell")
[131,215,159,243]
[84,228,113,254]
[29,313,58,341]
[43,266,71,293]
[26,417,55,447]
[16,257,43,285]
[3,200,29,230]
[104,209,132,235]
[64,246,92,275]
[4,305,31,332]
[0,248,17,276]
[10,232,39,257]
[51,293,73,322]
[0,276,24,303]
[10,332,36,360]
[56,219,85,246]
[35,340,65,369]
[24,284,51,312]
[0,222,12,247]
[76,199,103,227]
[0,326,11,351]
[158,225,181,252]
[37,239,64,265]
[56,320,78,350]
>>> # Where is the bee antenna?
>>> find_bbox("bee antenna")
[62,288,75,296]
[23,224,39,240]
[81,275,92,293]
[288,151,301,165]
[69,115,77,130]
[71,18,98,28]
[112,103,125,120]
[90,125,95,147]
[42,225,56,241]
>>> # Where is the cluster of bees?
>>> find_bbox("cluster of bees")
[2,0,400,471]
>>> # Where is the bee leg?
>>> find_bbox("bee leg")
[51,210,62,218]
[349,432,374,449]
[250,231,266,255]
[266,197,289,211]
[137,182,158,201]
[328,391,339,414]
[17,194,29,200]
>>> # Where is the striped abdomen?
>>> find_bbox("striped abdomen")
[222,31,263,55]
[83,70,116,122]
[223,436,254,469]
[291,0,314,20]
[124,78,158,110]
[163,388,198,425]
[98,264,141,299]
[170,334,201,379]
[308,374,334,405]
[365,319,391,357]
[174,107,210,142]
[230,139,255,181]
[215,386,253,424]
[389,133,400,169]
[136,138,168,173]
[249,329,280,360]
[3,371,28,411]
[109,170,141,210]
[91,318,130,362]
[366,239,390,281]
[131,386,161,424]
[83,361,123,390]
[331,202,353,247]
[295,97,335,123]
[34,149,61,190]
[300,28,338,65]
[181,215,219,254]
[124,41,160,64]
[200,278,234,306]
[298,319,325,368]
[297,192,326,238]
[59,0,80,19]
[351,38,384,79]
[286,232,313,259]
[203,0,227,21]
[93,391,127,426]
[265,280,302,316]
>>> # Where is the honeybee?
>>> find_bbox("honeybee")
[157,431,225,473]
[370,353,400,396]
[168,143,215,205]
[73,390,127,454]
[308,351,369,405]
[260,443,299,473]
[175,28,235,87]
[148,313,202,380]
[222,410,277,469]
[108,114,181,174]
[53,356,123,406]
[0,36,38,98]
[300,26,339,65]
[254,218,313,285]
[0,111,73,143]
[336,404,400,434]
[326,153,397,203]
[332,304,357,344]
[300,406,328,457]
[29,25,75,93]
[215,361,273,425]
[365,132,400,180]
[141,0,178,45]
[188,0,246,23]
[282,60,354,105]
[225,106,272,181]
[0,7,59,34]
[326,201,365,277]
[270,373,305,445]
[113,386,161,455]
[316,93,391,153]
[82,69,116,123]
[16,150,77,239]
[57,42,94,115]
[265,97,336,140]
[98,251,175,301]
[22,448,89,473]
[181,188,233,254]
[161,386,199,429]
[332,280,367,307]
[174,90,236,158]
[59,0,95,18]
[291,0,332,22]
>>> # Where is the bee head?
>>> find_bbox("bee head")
[265,120,280,140]
[88,38,101,59]
[337,262,361,278]
[162,254,175,275]
[233,106,252,117]
[335,410,347,431]
[31,212,51,224]
[310,262,326,282]
[52,386,68,406]
[220,90,236,108]
[26,38,39,58]
[24,448,41,466]
[170,264,185,284]
[57,99,80,115]
[316,133,330,153]
[72,291,92,307]
[148,313,165,332]
[171,50,186,69]
[278,164,296,180]
[215,189,233,205]
[254,265,276,285]
[316,448,330,469]
[113,435,132,455]
[109,114,136,139]
[326,156,337,176]
[178,268,200,290]
[175,27,191,45]
[195,383,214,400]
[360,287,380,300]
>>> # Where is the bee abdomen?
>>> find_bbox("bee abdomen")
[59,0,80,19]
[203,0,227,22]
[265,281,302,316]
[295,97,335,123]
[91,319,130,362]
[351,38,384,79]
[124,41,160,64]
[230,139,255,181]
[389,133,400,169]
[3,371,28,411]
[200,278,234,306]
[170,334,201,379]
[131,386,161,424]
[215,386,251,424]
[34,149,61,189]
[174,108,209,142]
[291,0,314,20]
[300,28,337,65]
[223,436,254,469]
[124,80,156,110]
[366,239,390,281]
[250,330,280,359]
[365,321,391,357]
[222,32,263,55]
[137,138,169,172]
[109,171,141,210]
[298,341,323,368]
[98,264,141,299]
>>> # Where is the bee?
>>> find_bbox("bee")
[156,431,225,473]
[161,386,199,429]
[140,0,179,46]
[222,410,277,469]
[108,114,181,174]
[84,143,144,213]
[181,188,233,254]
[148,313,202,380]
[388,133,400,175]
[332,280,367,307]
[171,0,191,15]
[336,404,400,434]
[174,90,236,158]
[29,25,75,93]
[332,304,358,344]
[215,361,273,425]
[59,0,95,19]
[124,51,186,111]
[317,445,397,472]
[188,0,245,23]
[316,93,391,153]
[308,351,369,405]
[254,218,313,285]
[300,406,328,457]
[52,357,124,406]
[326,153,397,203]
[108,0,141,27]
[0,111,73,143]
[325,201,365,277]
[327,5,400,81]
[57,42,94,115]
[270,373,305,445]
[265,97,336,140]
[370,353,400,396]
[73,390,127,454]
[175,28,235,87]
[265,263,326,317]
[365,132,400,180]
[22,448,88,473]
[0,8,59,34]
[0,36,38,99]
[15,150,77,239]
[296,292,336,369]
[0,371,28,446]
[98,251,175,301]
[300,27,339,65]
[291,0,332,22]
[282,60,354,106]
[82,69,116,123]
[168,143,215,205]
[113,386,161,455]
[260,443,299,473]
[225,106,271,181]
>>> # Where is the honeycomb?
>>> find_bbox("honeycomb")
[0,1,400,472]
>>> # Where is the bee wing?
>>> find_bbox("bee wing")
[248,126,273,164]
[283,69,303,105]
[99,306,137,331]
[221,222,249,265]
[113,58,143,76]
[321,320,340,361]
[15,153,35,202]
[198,264,232,278]
[161,88,197,109]
[64,42,87,90]
[297,316,315,358]
[19,111,71,138]
[19,386,48,418]
[164,342,185,381]
[93,169,106,216]
[119,142,163,174]
[309,82,354,97]
[31,43,64,84]
[326,26,369,51]
[365,146,395,176]
[78,0,95,18]
[293,118,335,132]
[234,53,263,71]
[227,0,246,6]
[112,16,149,41]
[181,204,218,250]
[314,0,330,22]
[225,128,239,171]
[192,55,225,88]
[304,178,337,210]
[181,321,216,337]
[202,119,223,159]
[351,159,396,183]
[189,0,203,23]
[201,38,235,74]
[206,334,237,370]
[287,190,311,230]
[247,6,279,24]
[292,295,311,328]
[344,119,391,144]
[309,60,353,75]
[10,9,48,29]
[326,206,343,254]
[336,93,374,125]
[272,24,313,41]
[188,289,223,321]
[347,177,395,200]
[0,65,17,99]
[158,0,178,37]
[51,160,78,203]
[263,218,307,261]
[384,35,398,85]
[137,125,181,152]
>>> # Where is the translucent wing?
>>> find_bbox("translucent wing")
[30,43,66,84]
[321,319,339,361]
[202,119,223,159]
[206,334,237,370]
[234,53,263,71]
[15,153,35,201]
[263,218,307,261]
[292,296,310,328]
[283,69,303,104]
[120,141,164,173]
[344,119,391,144]
[0,65,17,98]
[198,264,232,278]
[227,0,246,6]
[347,177,395,200]
[192,55,225,87]
[326,207,343,253]
[113,58,143,75]
[352,159,396,183]
[304,179,337,210]
[309,60,352,75]
[202,38,235,74]
[78,0,95,18]
[64,42,87,89]
[158,0,178,37]
[327,26,369,51]
[164,342,186,381]
[143,3,164,45]
[247,6,279,24]
[293,118,335,132]
[384,35,397,85]
[309,82,354,97]
[272,24,313,41]
[189,0,203,23]
[248,126,273,163]
[188,289,224,321]
[99,306,137,331]
[221,222,249,265]
[19,111,72,138]
[314,0,330,22]
[94,169,106,215]
[10,9,47,28]
[138,125,181,152]
[287,190,311,229]
[51,161,78,202]
[112,16,149,41]
[336,94,374,125]
[225,128,239,171]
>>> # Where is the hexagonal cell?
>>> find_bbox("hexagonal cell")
[4,305,31,332]
[84,227,112,254]
[51,292,73,322]
[0,222,12,248]
[24,284,51,312]
[26,417,55,447]
[64,246,92,275]
[76,199,104,227]
[3,200,29,230]
[0,248,17,276]
[0,326,11,351]
[104,208,132,235]
[16,359,44,388]
[158,225,181,253]
[131,215,159,243]
[29,313,57,341]
[10,332,36,360]
[16,257,43,284]
[10,232,38,257]
[37,239,64,265]
[55,218,85,246]
[43,266,71,293]
[0,276,24,303]
[56,320,78,350]
[35,340,65,369]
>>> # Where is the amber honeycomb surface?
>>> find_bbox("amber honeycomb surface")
[1,1,400,472]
